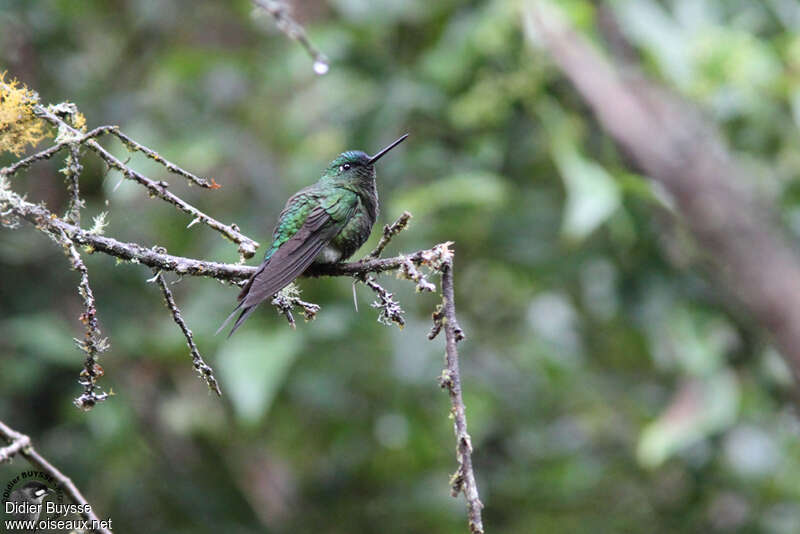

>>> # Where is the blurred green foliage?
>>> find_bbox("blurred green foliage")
[3,0,800,532]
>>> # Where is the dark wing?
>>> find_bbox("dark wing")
[217,205,347,337]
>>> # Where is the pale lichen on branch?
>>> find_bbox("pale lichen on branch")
[50,228,111,410]
[271,283,321,329]
[0,72,51,156]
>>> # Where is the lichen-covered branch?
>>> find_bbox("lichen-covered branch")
[365,210,412,260]
[0,125,116,178]
[431,257,483,534]
[38,104,258,259]
[0,420,112,534]
[152,270,222,396]
[0,179,455,283]
[356,211,433,327]
[62,144,84,224]
[0,84,260,260]
[270,283,321,329]
[51,230,110,410]
[365,277,406,327]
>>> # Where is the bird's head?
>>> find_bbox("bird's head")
[322,134,408,187]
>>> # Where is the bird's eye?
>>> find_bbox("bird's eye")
[339,163,351,173]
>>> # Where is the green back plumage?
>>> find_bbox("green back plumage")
[264,186,361,261]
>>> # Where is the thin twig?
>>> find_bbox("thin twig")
[0,420,112,534]
[436,258,483,534]
[53,230,110,410]
[111,129,221,189]
[152,270,222,396]
[0,125,116,178]
[365,210,412,260]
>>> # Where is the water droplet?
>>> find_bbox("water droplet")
[313,57,330,75]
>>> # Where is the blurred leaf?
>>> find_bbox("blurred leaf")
[552,136,621,242]
[647,305,739,375]
[616,0,693,87]
[216,329,301,426]
[638,370,739,468]
[2,313,77,365]
[389,171,508,218]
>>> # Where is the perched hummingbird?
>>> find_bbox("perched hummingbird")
[218,134,408,337]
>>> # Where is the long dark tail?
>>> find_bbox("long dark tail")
[215,302,259,338]
[216,262,266,338]
[217,209,337,338]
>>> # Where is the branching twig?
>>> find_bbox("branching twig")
[0,420,112,534]
[9,96,260,259]
[0,125,116,178]
[0,425,30,462]
[152,269,222,396]
[365,277,405,327]
[1,123,221,191]
[365,210,412,260]
[2,186,484,534]
[271,283,321,328]
[357,212,428,326]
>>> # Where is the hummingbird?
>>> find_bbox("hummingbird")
[218,134,408,337]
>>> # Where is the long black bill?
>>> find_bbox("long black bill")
[368,134,409,164]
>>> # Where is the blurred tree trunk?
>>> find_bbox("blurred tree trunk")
[526,2,800,384]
